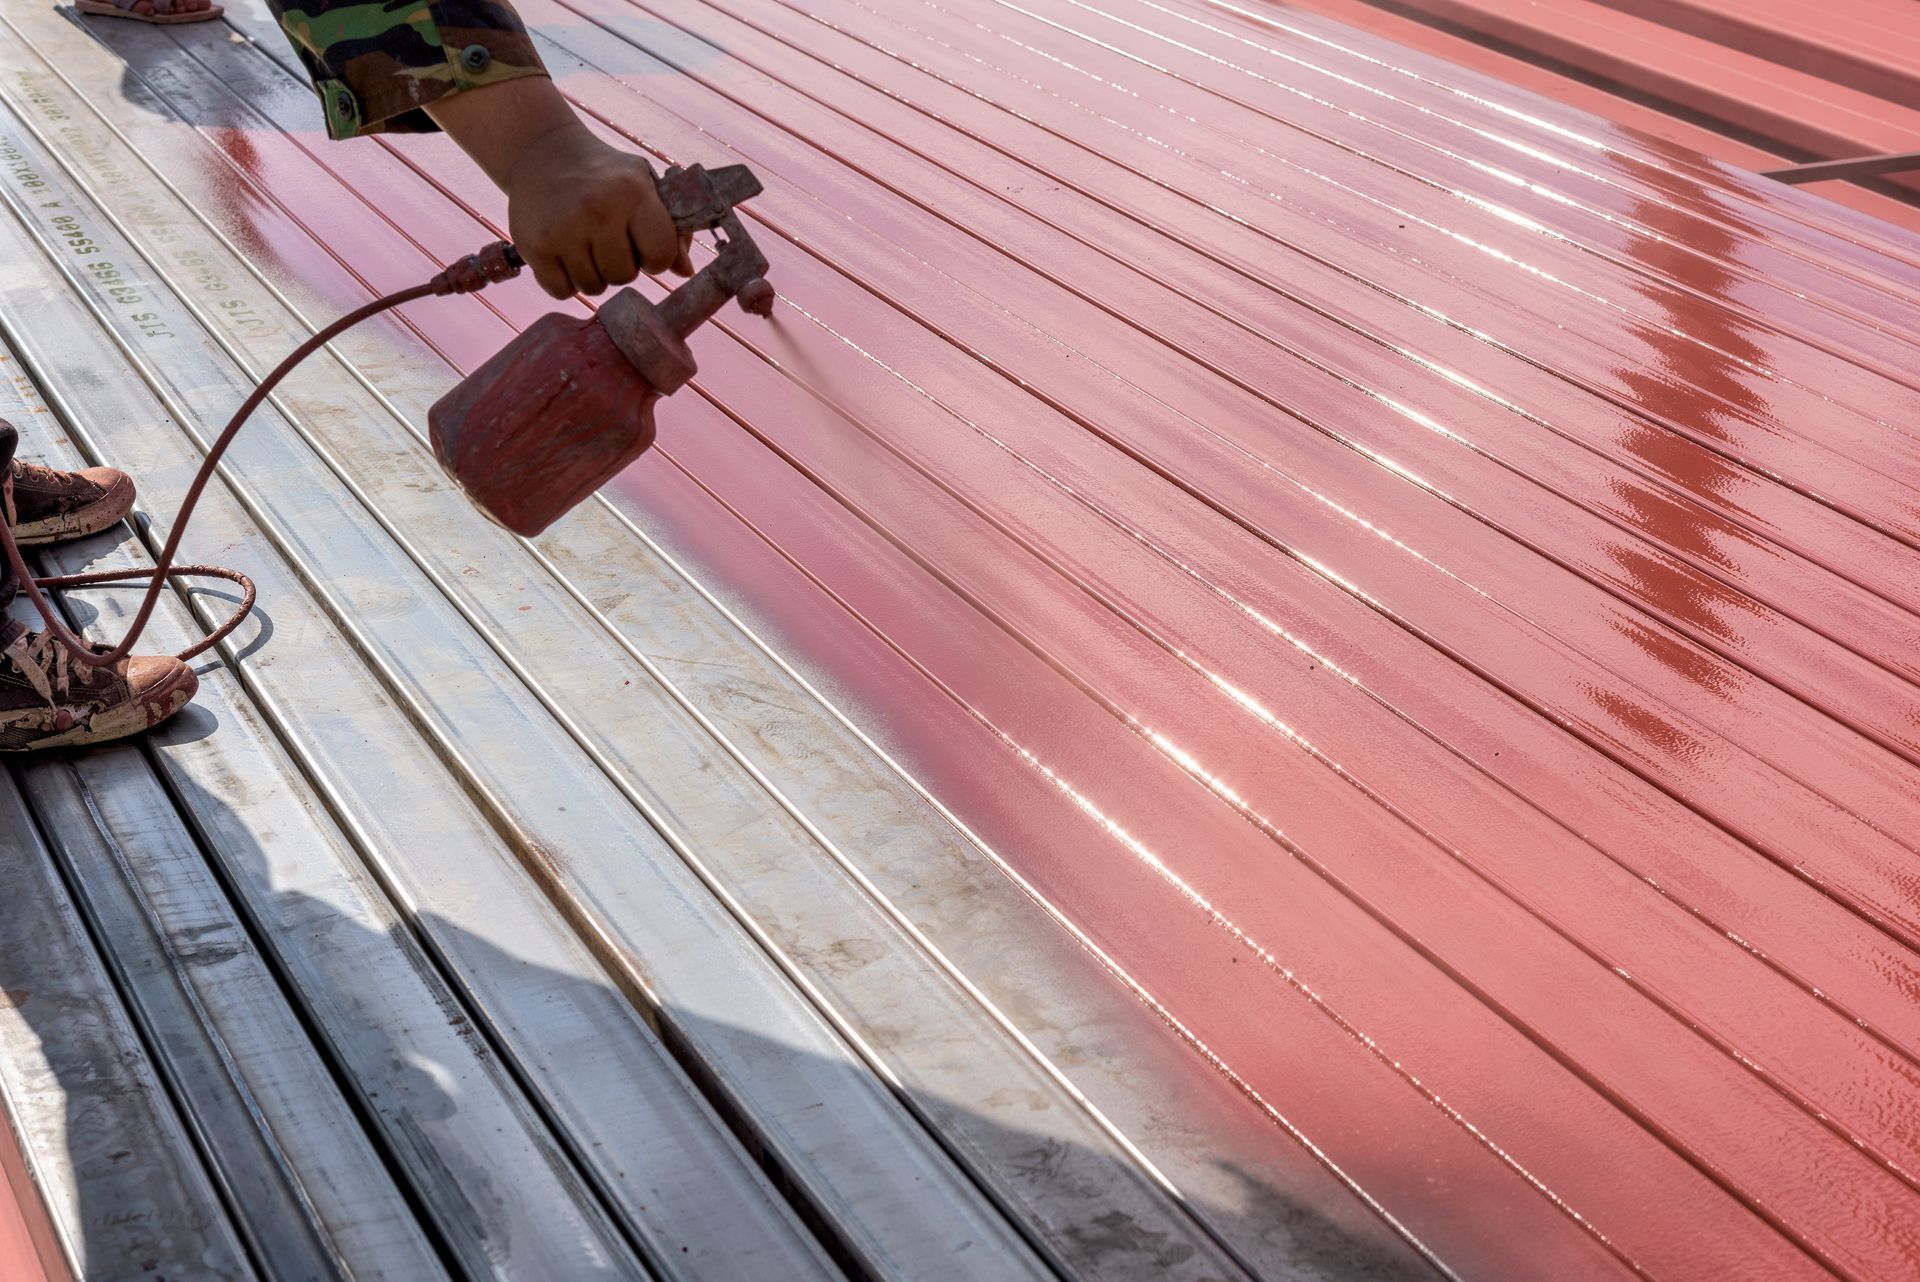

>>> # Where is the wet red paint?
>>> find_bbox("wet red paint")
[1355,0,1920,204]
[150,0,1920,1276]
[1240,0,1920,239]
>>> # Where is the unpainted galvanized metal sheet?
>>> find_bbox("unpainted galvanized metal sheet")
[3,329,832,1282]
[0,209,658,1282]
[18,758,450,1282]
[2,350,455,1282]
[0,769,256,1282]
[0,74,844,1282]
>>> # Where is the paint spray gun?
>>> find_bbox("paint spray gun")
[430,162,775,536]
[4,160,772,673]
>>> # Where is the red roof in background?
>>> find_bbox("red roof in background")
[1285,0,1920,235]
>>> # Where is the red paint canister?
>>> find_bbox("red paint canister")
[429,309,661,537]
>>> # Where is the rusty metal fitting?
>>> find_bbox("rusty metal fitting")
[434,241,525,296]
[737,277,775,317]
[598,288,699,396]
[657,164,766,234]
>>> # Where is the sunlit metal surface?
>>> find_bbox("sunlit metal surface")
[1327,0,1920,201]
[3,0,1918,1278]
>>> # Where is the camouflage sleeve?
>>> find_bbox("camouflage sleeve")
[270,1,550,141]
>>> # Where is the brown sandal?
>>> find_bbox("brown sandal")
[74,0,225,24]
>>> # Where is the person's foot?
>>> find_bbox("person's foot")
[1,629,198,752]
[76,0,223,23]
[4,455,136,547]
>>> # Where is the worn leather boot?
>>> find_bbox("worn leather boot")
[1,422,199,750]
[4,454,137,546]
[0,630,198,751]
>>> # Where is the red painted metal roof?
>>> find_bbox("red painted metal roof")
[34,0,1920,1277]
[1272,0,1920,238]
[581,2,1920,1274]
[1313,0,1920,206]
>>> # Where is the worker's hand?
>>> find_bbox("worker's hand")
[423,77,692,299]
[505,125,694,299]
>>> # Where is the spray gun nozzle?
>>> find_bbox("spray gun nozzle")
[737,277,775,317]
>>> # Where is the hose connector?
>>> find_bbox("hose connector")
[433,241,524,296]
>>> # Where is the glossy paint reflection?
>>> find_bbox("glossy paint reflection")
[579,0,1920,1274]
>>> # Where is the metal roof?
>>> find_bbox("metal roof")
[1277,0,1920,238]
[1350,0,1920,200]
[4,0,1920,1279]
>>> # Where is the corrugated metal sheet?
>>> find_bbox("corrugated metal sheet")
[1270,0,1920,237]
[541,0,1920,1276]
[1353,0,1920,200]
[4,0,1919,1278]
[3,1,1338,1278]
